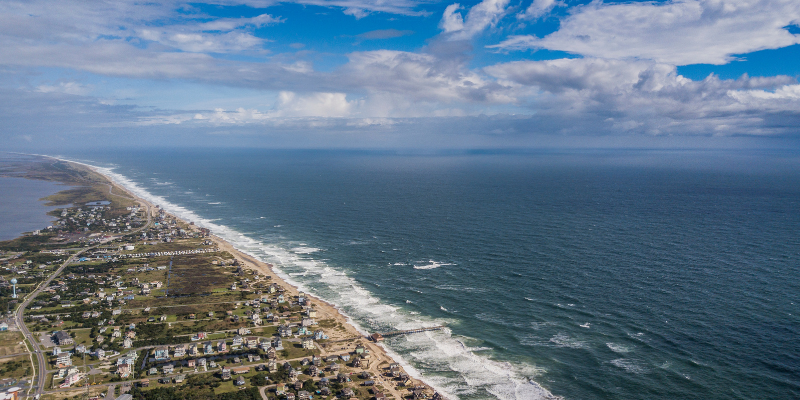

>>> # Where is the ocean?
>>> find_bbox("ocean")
[58,149,800,400]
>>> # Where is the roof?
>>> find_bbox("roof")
[115,395,133,400]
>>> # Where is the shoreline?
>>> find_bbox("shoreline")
[56,157,445,399]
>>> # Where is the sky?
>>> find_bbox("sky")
[1,0,800,150]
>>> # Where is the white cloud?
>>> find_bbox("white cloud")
[440,4,465,33]
[36,81,92,96]
[518,0,561,20]
[440,0,510,40]
[276,91,356,117]
[485,57,800,136]
[494,0,800,65]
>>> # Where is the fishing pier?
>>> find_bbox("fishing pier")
[370,326,446,342]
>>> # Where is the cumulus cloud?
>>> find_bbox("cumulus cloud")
[440,0,510,40]
[485,57,800,135]
[494,0,800,65]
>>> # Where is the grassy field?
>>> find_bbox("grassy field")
[0,355,32,380]
[0,331,27,356]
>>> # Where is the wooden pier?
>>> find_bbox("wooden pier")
[370,326,446,342]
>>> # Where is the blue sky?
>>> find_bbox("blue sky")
[1,0,800,150]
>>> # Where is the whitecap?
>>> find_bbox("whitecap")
[606,343,632,353]
[291,246,322,254]
[609,358,648,374]
[414,260,455,270]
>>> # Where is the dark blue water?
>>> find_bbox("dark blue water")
[0,177,63,241]
[60,149,800,400]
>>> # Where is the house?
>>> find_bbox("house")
[246,337,258,348]
[285,393,295,400]
[297,327,309,336]
[198,358,207,367]
[235,376,245,386]
[301,337,315,349]
[174,375,185,383]
[272,337,284,350]
[61,372,82,388]
[56,353,72,367]
[267,359,277,372]
[203,342,214,354]
[298,391,310,400]
[117,363,131,378]
[306,365,318,377]
[148,367,158,376]
[217,340,227,352]
[275,383,286,395]
[231,335,243,348]
[340,354,350,362]
[154,347,169,360]
[188,344,199,356]
[53,331,73,346]
[173,345,186,358]
[375,391,386,400]
[307,308,317,318]
[231,366,250,375]
[266,347,277,359]
[301,318,314,327]
[237,327,250,335]
[0,322,8,332]
[187,359,196,368]
[221,368,231,380]
[123,337,133,348]
[96,349,106,359]
[314,330,328,340]
[341,388,355,397]
[328,362,339,372]
[162,364,174,374]
[278,325,292,337]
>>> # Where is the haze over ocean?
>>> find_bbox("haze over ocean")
[59,149,800,400]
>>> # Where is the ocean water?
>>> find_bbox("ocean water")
[59,149,800,400]
[0,176,63,241]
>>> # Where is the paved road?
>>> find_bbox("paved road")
[15,198,152,397]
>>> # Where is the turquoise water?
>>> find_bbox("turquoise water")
[61,149,800,400]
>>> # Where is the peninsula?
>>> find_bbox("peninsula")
[0,156,442,400]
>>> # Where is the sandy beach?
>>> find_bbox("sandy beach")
[80,160,440,400]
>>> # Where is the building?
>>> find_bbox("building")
[61,373,82,388]
[53,331,73,346]
[56,353,72,367]
[154,347,169,360]
[301,337,315,350]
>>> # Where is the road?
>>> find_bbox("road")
[15,198,152,397]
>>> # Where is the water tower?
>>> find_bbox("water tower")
[10,278,17,298]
